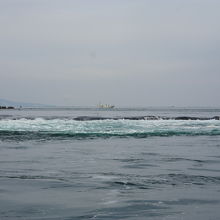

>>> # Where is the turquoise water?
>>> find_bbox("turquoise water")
[0,118,220,140]
[0,107,220,219]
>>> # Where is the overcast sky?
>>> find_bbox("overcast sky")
[0,0,220,107]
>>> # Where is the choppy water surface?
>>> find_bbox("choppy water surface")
[0,107,220,219]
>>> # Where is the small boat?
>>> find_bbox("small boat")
[97,103,115,109]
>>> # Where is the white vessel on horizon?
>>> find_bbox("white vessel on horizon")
[97,103,115,109]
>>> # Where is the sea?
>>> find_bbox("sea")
[0,107,220,220]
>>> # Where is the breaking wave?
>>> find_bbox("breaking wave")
[0,117,220,140]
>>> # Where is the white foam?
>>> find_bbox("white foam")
[0,118,220,136]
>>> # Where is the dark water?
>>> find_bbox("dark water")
[0,107,220,219]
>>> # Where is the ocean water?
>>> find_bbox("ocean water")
[0,107,220,219]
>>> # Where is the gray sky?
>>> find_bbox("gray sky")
[0,0,220,107]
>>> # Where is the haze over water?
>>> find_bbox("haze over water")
[1,0,220,219]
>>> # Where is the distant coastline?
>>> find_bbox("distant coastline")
[0,98,54,108]
[0,106,15,110]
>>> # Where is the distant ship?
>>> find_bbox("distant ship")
[97,103,115,109]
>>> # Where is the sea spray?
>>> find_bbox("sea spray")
[0,118,220,140]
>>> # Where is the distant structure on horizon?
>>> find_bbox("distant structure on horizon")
[0,106,15,109]
[97,103,115,109]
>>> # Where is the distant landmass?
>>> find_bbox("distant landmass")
[0,98,53,108]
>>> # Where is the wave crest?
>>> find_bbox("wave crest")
[0,118,220,140]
